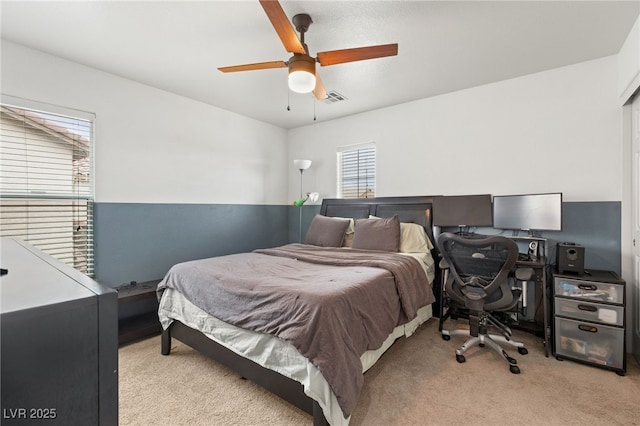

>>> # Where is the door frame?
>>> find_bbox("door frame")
[623,91,640,365]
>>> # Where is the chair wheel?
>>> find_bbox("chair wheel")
[456,354,466,363]
[518,347,528,355]
[479,343,485,347]
[510,365,520,374]
[442,334,450,341]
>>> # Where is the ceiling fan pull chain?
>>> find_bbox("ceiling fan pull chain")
[313,98,316,121]
[287,85,291,111]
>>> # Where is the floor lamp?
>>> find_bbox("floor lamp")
[293,159,312,242]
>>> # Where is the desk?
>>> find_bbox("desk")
[514,256,550,356]
[438,255,551,357]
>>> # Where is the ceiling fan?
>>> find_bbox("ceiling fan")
[218,0,398,100]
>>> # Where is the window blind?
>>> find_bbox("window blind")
[337,143,376,198]
[0,102,94,276]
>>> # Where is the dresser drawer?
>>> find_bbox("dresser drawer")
[554,317,624,370]
[554,277,623,304]
[554,297,624,326]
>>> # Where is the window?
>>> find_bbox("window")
[337,142,376,198]
[0,99,94,276]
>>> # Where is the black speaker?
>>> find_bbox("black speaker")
[557,243,585,275]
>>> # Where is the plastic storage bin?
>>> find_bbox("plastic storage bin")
[553,270,625,375]
[554,317,625,369]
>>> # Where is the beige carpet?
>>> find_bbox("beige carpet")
[119,319,640,425]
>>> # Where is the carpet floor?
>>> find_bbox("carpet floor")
[119,318,639,425]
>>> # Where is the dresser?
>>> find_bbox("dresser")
[553,270,626,375]
[1,238,118,425]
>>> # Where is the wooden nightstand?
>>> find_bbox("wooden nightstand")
[117,279,162,345]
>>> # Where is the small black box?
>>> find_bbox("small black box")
[557,243,585,275]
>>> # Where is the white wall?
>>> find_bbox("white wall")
[2,39,623,206]
[1,40,289,205]
[288,56,622,204]
[618,15,640,102]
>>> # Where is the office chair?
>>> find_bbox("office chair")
[437,232,528,374]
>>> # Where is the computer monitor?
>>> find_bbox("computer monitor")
[432,194,493,228]
[492,192,562,232]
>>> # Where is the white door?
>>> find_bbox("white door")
[632,94,640,364]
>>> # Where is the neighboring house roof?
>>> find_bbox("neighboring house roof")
[0,105,90,159]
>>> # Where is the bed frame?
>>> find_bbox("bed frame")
[161,196,440,426]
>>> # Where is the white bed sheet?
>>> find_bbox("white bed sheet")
[401,251,435,284]
[159,289,432,426]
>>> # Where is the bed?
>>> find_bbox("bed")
[158,196,441,426]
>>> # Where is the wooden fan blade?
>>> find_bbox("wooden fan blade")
[259,0,306,54]
[218,61,287,73]
[313,73,327,100]
[317,43,398,66]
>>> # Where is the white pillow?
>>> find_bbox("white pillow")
[329,217,355,247]
[399,222,433,253]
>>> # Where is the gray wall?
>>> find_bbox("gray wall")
[543,202,621,274]
[94,203,289,287]
[95,201,621,288]
[442,202,621,274]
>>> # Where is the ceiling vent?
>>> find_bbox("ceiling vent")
[322,91,348,104]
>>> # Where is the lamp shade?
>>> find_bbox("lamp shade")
[308,192,320,203]
[293,159,312,170]
[288,55,316,94]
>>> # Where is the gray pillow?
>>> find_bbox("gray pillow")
[304,214,351,247]
[352,215,401,252]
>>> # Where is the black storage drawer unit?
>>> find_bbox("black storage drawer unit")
[554,317,625,370]
[554,297,624,326]
[0,238,118,425]
[553,270,626,375]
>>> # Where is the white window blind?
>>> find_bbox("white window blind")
[0,101,94,276]
[337,143,376,198]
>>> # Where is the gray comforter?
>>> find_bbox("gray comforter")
[157,243,435,418]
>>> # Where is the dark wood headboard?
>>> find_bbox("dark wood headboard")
[320,196,436,247]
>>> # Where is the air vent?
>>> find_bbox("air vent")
[323,91,348,104]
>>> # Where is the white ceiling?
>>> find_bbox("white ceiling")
[1,1,638,129]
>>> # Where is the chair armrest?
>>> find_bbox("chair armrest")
[515,267,534,281]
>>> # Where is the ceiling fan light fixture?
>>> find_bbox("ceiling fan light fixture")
[288,55,316,93]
